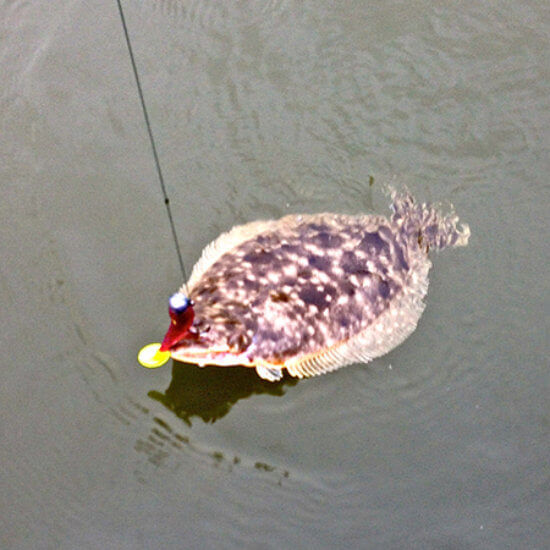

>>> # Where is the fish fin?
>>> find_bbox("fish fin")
[185,219,281,291]
[255,365,284,382]
[284,342,374,379]
[389,188,471,251]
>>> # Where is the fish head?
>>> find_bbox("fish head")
[167,300,257,367]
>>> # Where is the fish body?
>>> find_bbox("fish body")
[162,190,470,381]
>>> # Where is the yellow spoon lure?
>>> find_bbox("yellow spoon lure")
[138,343,170,369]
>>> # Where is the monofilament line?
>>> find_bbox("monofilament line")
[116,0,188,291]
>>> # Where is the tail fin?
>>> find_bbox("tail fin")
[389,188,470,252]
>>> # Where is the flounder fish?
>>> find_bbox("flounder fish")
[159,190,470,382]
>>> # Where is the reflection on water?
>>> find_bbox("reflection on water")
[148,361,298,425]
[133,413,292,485]
[134,370,293,485]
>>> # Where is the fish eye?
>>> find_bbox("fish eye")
[169,293,191,313]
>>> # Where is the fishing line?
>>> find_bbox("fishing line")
[115,0,188,290]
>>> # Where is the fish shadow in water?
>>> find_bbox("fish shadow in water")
[149,361,298,425]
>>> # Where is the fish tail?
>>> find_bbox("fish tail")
[389,187,470,251]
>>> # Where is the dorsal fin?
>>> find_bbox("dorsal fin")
[284,338,374,379]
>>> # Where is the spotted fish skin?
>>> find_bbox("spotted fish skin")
[170,190,470,380]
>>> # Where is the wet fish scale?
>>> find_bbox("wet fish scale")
[187,216,405,358]
[168,190,470,381]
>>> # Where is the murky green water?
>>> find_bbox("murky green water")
[1,1,548,548]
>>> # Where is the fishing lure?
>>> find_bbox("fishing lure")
[140,190,470,381]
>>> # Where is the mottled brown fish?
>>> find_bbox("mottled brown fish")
[160,190,470,381]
